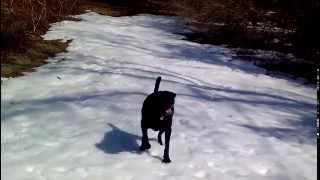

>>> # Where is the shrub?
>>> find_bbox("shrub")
[1,0,80,51]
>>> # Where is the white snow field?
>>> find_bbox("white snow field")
[1,12,317,180]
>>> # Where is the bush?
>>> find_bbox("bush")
[1,0,80,51]
[1,0,79,77]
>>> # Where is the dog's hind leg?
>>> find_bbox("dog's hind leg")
[158,130,164,145]
[139,126,151,151]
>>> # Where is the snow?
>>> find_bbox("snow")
[1,12,317,180]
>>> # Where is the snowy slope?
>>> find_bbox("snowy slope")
[1,12,317,180]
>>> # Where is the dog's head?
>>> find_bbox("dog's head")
[158,91,176,112]
[162,91,176,103]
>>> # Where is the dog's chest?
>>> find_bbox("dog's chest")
[160,106,174,120]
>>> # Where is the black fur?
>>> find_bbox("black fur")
[139,76,176,163]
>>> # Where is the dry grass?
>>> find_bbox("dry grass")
[1,0,80,77]
[1,35,71,77]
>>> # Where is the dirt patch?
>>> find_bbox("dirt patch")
[79,0,175,16]
[178,22,317,84]
[232,49,317,84]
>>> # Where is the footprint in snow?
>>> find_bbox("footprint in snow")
[193,171,207,178]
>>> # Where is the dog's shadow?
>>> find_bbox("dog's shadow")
[96,123,141,154]
[95,123,161,160]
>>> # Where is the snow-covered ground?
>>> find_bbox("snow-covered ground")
[1,12,317,180]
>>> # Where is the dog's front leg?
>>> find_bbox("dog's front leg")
[140,127,151,151]
[162,128,171,163]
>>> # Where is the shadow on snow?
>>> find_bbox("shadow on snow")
[95,123,163,161]
[95,123,141,154]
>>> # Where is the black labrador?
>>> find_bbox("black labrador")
[139,76,176,163]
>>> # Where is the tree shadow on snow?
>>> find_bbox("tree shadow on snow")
[238,115,316,145]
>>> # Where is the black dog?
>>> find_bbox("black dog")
[139,76,176,163]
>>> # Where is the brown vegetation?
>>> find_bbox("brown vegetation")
[1,0,80,77]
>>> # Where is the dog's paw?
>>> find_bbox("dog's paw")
[162,157,171,163]
[139,144,151,151]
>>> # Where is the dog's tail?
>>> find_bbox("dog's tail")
[154,76,161,93]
